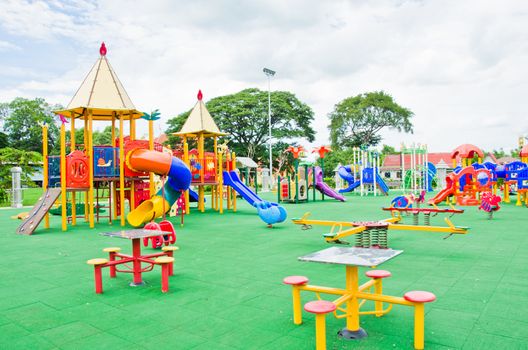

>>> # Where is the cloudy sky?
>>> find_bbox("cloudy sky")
[1,0,527,152]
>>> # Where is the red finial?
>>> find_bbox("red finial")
[197,90,203,101]
[99,42,107,56]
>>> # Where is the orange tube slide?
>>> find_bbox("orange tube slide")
[127,148,171,175]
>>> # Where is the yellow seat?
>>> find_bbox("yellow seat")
[87,258,108,265]
[161,246,179,252]
[103,247,121,253]
[154,256,174,264]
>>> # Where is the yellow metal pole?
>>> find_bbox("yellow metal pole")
[504,183,510,203]
[314,314,327,350]
[84,113,89,221]
[183,138,190,215]
[414,303,425,349]
[374,279,383,317]
[119,114,125,226]
[130,117,136,140]
[232,151,237,212]
[149,119,155,196]
[226,151,231,210]
[218,152,224,214]
[213,136,218,210]
[292,285,303,325]
[88,111,94,228]
[111,113,116,147]
[42,124,49,228]
[198,133,205,212]
[345,266,360,331]
[70,114,76,151]
[70,114,76,225]
[60,123,67,231]
[112,113,117,220]
[129,116,135,211]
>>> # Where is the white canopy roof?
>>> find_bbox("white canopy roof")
[55,43,142,120]
[173,91,226,136]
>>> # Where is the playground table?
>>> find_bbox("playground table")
[100,229,173,286]
[297,246,403,339]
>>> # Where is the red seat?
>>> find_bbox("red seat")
[404,291,436,303]
[365,270,391,279]
[304,300,336,314]
[283,275,309,285]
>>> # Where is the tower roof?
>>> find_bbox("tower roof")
[173,90,227,137]
[55,43,142,120]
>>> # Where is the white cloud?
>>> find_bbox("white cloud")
[0,40,20,51]
[0,0,527,153]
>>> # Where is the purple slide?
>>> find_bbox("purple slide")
[314,166,346,202]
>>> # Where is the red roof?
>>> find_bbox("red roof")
[382,153,452,168]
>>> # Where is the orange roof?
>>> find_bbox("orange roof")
[450,144,483,159]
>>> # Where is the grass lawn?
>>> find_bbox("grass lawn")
[0,187,44,208]
[1,191,527,349]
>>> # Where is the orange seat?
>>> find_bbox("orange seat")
[365,270,391,279]
[404,291,436,303]
[283,276,309,285]
[304,300,336,314]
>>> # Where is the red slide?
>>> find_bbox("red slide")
[428,174,455,205]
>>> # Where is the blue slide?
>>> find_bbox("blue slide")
[188,189,200,203]
[375,173,389,194]
[426,162,437,192]
[223,171,287,226]
[338,166,360,193]
[338,165,389,195]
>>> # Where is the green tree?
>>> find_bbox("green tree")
[0,97,61,153]
[492,148,507,159]
[68,126,118,147]
[0,132,9,148]
[166,88,315,167]
[316,148,355,177]
[0,147,42,202]
[329,91,413,149]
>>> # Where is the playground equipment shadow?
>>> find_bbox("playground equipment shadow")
[1,193,528,349]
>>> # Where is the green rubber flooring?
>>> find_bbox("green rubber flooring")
[1,192,528,349]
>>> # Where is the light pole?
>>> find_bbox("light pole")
[263,67,275,189]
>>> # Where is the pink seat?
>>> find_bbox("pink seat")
[304,300,336,314]
[404,291,436,303]
[365,270,391,279]
[283,275,309,285]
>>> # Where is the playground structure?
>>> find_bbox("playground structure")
[17,43,192,235]
[338,147,389,196]
[278,146,308,203]
[292,211,469,245]
[428,165,492,206]
[171,91,286,226]
[17,43,286,235]
[430,143,528,207]
[400,143,437,193]
[278,146,345,203]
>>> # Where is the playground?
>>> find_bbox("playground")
[2,192,528,349]
[3,44,528,350]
